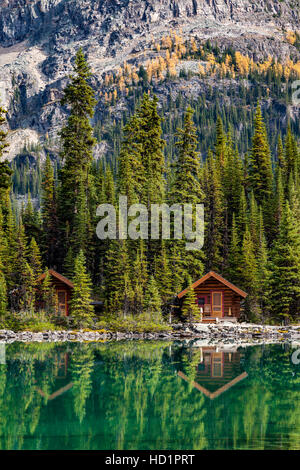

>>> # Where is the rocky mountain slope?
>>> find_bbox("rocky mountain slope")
[0,0,300,160]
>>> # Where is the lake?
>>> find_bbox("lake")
[0,340,299,450]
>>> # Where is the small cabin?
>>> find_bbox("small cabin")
[37,269,74,316]
[177,271,247,323]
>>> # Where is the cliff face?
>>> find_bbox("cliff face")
[0,0,299,49]
[0,0,299,159]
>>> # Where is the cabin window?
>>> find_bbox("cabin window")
[197,297,205,306]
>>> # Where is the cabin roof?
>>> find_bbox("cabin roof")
[38,269,74,289]
[177,271,248,299]
[178,370,248,400]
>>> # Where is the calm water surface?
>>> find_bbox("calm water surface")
[0,340,299,450]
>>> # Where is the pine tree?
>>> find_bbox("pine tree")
[138,93,166,207]
[23,194,40,242]
[239,226,258,318]
[270,201,300,322]
[104,240,134,316]
[168,106,204,284]
[249,103,273,229]
[70,250,94,328]
[12,221,36,312]
[274,165,284,231]
[58,48,97,259]
[63,247,74,279]
[41,155,59,267]
[28,237,43,279]
[144,276,162,320]
[215,115,227,168]
[169,106,204,204]
[118,113,145,205]
[132,240,148,314]
[226,214,241,284]
[181,278,201,323]
[236,187,247,237]
[223,140,243,223]
[39,269,56,314]
[256,209,271,319]
[203,150,224,271]
[284,123,298,187]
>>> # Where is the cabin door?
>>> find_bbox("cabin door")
[211,292,223,318]
[57,290,67,316]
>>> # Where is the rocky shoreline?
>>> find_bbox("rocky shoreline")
[0,322,300,345]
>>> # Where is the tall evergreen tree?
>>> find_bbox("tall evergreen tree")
[138,93,166,207]
[41,155,59,267]
[70,250,94,327]
[169,106,204,204]
[270,201,300,322]
[248,103,273,229]
[143,276,162,319]
[181,278,201,323]
[58,48,97,260]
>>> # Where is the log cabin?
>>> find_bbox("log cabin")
[37,269,74,316]
[37,269,103,316]
[177,271,248,323]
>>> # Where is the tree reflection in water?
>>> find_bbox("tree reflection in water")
[0,341,299,450]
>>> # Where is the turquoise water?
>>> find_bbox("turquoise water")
[0,341,299,450]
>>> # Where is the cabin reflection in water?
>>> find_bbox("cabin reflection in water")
[36,352,73,401]
[178,347,248,400]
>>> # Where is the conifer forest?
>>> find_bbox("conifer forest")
[1,37,300,331]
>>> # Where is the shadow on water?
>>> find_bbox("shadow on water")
[0,340,299,450]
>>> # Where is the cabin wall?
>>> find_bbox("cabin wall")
[36,278,72,316]
[194,278,242,318]
[51,279,72,316]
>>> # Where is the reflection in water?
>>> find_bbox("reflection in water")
[178,347,248,399]
[0,341,299,450]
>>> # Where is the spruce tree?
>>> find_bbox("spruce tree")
[226,214,241,284]
[249,103,273,229]
[181,278,201,323]
[58,48,97,260]
[70,250,94,328]
[239,226,258,318]
[168,106,204,284]
[39,269,56,314]
[215,115,227,168]
[169,106,204,204]
[41,155,58,267]
[270,201,300,322]
[143,276,162,320]
[138,93,166,207]
[203,150,224,271]
[28,237,43,279]
[118,113,145,205]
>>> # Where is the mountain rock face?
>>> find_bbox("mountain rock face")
[0,0,299,159]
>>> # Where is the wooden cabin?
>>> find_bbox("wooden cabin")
[177,271,247,323]
[178,346,248,400]
[37,269,74,316]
